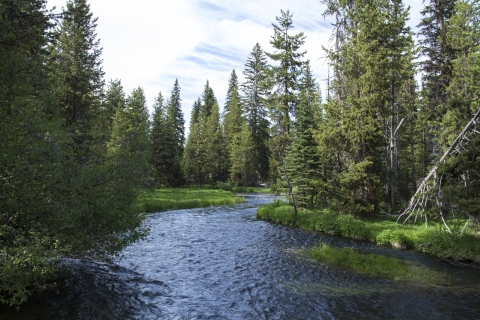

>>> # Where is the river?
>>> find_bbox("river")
[3,194,480,319]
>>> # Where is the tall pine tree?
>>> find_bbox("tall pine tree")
[241,43,271,182]
[266,10,306,184]
[166,79,185,186]
[285,62,322,207]
[49,0,104,151]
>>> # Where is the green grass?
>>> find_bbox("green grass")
[137,187,244,213]
[231,186,272,193]
[256,201,480,262]
[300,244,451,285]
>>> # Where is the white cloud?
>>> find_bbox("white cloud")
[47,0,424,132]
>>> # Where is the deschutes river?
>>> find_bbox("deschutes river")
[3,194,480,319]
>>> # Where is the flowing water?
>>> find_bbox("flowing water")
[3,194,480,319]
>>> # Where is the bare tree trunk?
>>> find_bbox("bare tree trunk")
[398,106,480,227]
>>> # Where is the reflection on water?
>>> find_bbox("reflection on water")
[2,194,480,319]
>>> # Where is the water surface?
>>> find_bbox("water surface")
[3,194,480,319]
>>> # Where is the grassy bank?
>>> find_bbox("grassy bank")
[300,244,451,285]
[137,188,244,213]
[256,201,480,262]
[231,186,272,193]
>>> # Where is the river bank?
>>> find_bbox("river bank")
[256,201,480,263]
[136,187,245,212]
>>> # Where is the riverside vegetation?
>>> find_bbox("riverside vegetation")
[257,200,480,277]
[137,188,245,213]
[299,244,452,285]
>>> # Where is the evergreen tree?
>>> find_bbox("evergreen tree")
[266,10,306,184]
[200,80,216,120]
[166,79,185,186]
[184,82,227,185]
[318,0,416,215]
[266,9,306,136]
[442,0,480,147]
[0,0,63,305]
[49,0,105,150]
[241,43,271,182]
[191,98,201,125]
[108,87,152,185]
[224,69,239,112]
[0,1,149,306]
[285,62,322,207]
[229,123,255,186]
[205,102,228,183]
[417,0,458,165]
[436,0,480,223]
[223,70,244,146]
[151,91,175,186]
[183,113,205,186]
[101,79,125,132]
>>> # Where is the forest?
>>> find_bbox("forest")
[1,0,480,307]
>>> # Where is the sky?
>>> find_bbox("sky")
[46,0,424,129]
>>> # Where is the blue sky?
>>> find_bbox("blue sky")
[47,0,423,128]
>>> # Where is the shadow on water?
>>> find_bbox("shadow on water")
[2,194,480,319]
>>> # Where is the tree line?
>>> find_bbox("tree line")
[1,0,479,307]
[183,0,480,227]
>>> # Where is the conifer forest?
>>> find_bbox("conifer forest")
[1,0,480,307]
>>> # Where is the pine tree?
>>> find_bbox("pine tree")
[417,0,458,165]
[266,9,306,137]
[183,114,205,186]
[266,10,306,185]
[223,70,244,146]
[184,82,227,185]
[241,43,271,182]
[436,0,480,223]
[151,91,175,186]
[166,79,185,186]
[229,123,255,186]
[318,0,416,215]
[285,62,322,207]
[49,0,105,149]
[108,87,151,184]
[442,0,480,147]
[0,0,64,305]
[200,80,216,120]
[205,102,228,183]
[101,79,125,132]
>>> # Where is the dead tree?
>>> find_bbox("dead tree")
[397,106,480,232]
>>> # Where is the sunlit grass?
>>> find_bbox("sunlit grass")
[256,202,480,262]
[137,188,244,213]
[300,244,451,285]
